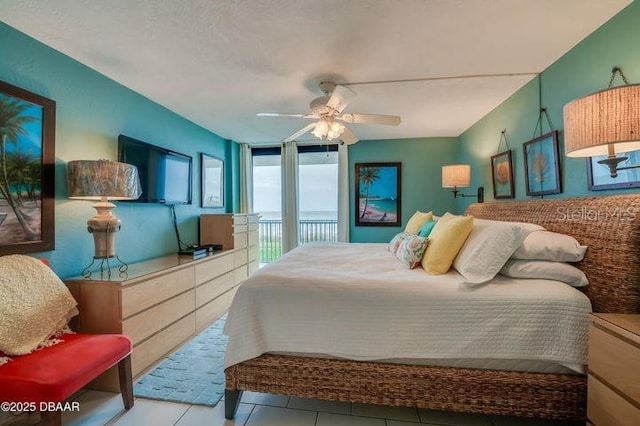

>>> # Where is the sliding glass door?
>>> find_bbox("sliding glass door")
[252,145,338,263]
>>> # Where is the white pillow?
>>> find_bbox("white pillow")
[453,219,543,285]
[512,231,587,262]
[500,259,589,287]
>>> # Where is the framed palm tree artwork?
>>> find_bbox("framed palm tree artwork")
[355,162,401,226]
[0,80,56,255]
[523,131,562,196]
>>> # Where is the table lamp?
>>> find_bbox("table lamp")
[67,159,141,276]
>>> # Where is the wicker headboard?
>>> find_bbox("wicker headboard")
[465,194,640,314]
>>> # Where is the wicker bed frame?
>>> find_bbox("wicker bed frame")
[225,195,640,420]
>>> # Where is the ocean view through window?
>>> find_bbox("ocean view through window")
[253,146,338,263]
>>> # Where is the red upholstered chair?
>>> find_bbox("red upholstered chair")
[0,259,134,426]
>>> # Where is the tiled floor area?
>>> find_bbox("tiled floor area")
[2,389,582,426]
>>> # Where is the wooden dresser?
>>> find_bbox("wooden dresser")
[587,313,640,426]
[200,213,259,277]
[65,250,242,391]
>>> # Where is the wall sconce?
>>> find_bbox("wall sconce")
[67,160,141,277]
[564,67,640,178]
[442,164,484,203]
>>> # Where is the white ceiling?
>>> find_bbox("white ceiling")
[0,0,632,145]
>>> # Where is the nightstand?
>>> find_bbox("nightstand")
[588,313,640,426]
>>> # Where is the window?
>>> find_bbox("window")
[252,145,338,263]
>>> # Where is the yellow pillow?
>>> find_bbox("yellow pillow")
[404,211,433,234]
[421,213,474,274]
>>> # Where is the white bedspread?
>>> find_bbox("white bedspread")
[223,243,592,372]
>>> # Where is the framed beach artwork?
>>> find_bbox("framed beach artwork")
[355,162,401,226]
[490,150,514,199]
[201,153,224,208]
[523,131,562,196]
[0,80,56,255]
[586,151,640,190]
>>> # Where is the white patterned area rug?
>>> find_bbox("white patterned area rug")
[133,315,227,406]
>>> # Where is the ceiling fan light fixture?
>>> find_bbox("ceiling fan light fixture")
[312,118,345,141]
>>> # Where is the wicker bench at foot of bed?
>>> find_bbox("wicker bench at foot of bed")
[224,354,586,421]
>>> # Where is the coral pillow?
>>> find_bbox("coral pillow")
[396,235,429,269]
[388,232,410,254]
[404,211,433,234]
[421,213,474,275]
[0,255,78,356]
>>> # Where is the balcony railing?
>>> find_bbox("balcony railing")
[259,219,338,263]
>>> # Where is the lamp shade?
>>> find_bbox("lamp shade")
[67,160,142,200]
[564,84,640,157]
[442,164,471,188]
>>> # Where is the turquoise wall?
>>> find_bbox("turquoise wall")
[457,0,640,213]
[0,22,239,278]
[349,137,458,242]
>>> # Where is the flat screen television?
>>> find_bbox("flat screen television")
[118,135,192,204]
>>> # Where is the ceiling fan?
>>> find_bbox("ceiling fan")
[257,81,401,145]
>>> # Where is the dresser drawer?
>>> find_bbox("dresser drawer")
[233,223,248,233]
[248,222,258,232]
[588,375,640,426]
[248,230,259,246]
[234,265,248,284]
[132,313,195,376]
[233,215,248,225]
[195,270,235,308]
[234,232,248,249]
[195,286,238,332]
[194,252,234,285]
[123,290,195,345]
[121,267,194,318]
[234,249,248,268]
[248,244,259,263]
[589,324,640,402]
[247,214,259,224]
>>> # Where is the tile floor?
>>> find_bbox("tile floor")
[1,389,583,426]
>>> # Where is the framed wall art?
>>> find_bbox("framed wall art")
[355,162,401,227]
[490,150,515,199]
[201,153,224,208]
[587,151,640,190]
[0,80,56,255]
[523,131,562,196]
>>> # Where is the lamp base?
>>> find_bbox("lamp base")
[82,199,128,279]
[81,255,129,280]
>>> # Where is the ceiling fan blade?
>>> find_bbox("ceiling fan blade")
[257,113,316,118]
[337,113,401,126]
[326,85,356,114]
[340,126,359,145]
[283,123,317,142]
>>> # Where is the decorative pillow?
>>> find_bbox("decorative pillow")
[396,235,429,269]
[453,219,543,285]
[421,213,474,275]
[0,255,78,356]
[512,231,588,262]
[388,232,410,254]
[404,211,433,234]
[417,220,437,238]
[500,259,589,287]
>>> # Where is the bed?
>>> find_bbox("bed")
[224,195,640,421]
